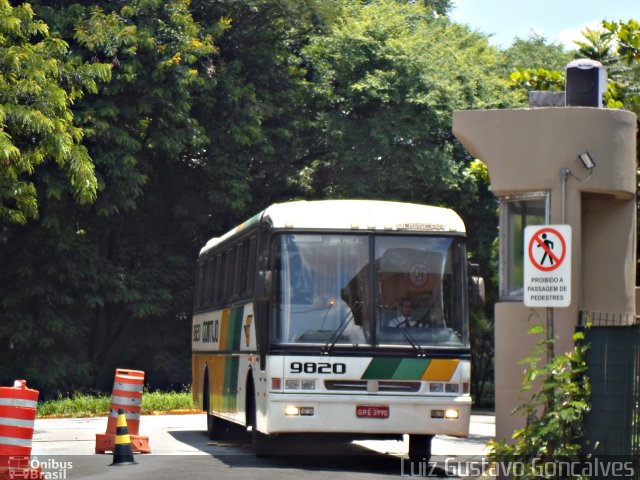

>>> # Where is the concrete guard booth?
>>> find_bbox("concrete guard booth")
[453,102,638,451]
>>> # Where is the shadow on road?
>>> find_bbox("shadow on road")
[168,425,450,477]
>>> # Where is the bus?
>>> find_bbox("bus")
[192,200,472,460]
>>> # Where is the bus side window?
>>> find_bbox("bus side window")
[212,254,222,306]
[194,261,205,308]
[233,242,244,299]
[223,248,235,303]
[203,258,214,307]
[238,241,248,296]
[247,236,257,295]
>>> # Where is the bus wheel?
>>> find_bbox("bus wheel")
[252,427,272,457]
[408,434,432,463]
[246,379,272,457]
[206,411,218,440]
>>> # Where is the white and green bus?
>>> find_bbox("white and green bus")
[192,200,472,460]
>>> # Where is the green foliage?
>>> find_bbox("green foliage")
[141,389,194,413]
[303,0,515,204]
[37,393,112,418]
[469,308,494,408]
[414,0,452,16]
[1,0,219,395]
[508,67,565,97]
[487,326,591,479]
[189,0,324,214]
[499,35,574,107]
[574,27,617,65]
[502,34,575,73]
[37,389,193,417]
[604,19,640,65]
[464,159,490,185]
[0,0,109,225]
[598,20,640,116]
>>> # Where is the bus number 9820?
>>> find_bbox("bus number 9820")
[290,362,346,374]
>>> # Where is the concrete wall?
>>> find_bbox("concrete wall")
[452,107,637,441]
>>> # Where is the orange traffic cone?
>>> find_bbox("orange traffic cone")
[110,409,136,466]
[0,380,43,479]
[96,369,150,454]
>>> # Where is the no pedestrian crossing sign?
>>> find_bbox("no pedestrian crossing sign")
[524,225,571,308]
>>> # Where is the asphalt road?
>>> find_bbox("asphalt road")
[28,413,495,479]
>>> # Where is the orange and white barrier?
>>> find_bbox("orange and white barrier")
[0,380,43,479]
[95,369,150,454]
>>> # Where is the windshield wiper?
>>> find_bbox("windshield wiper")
[399,324,426,357]
[321,301,362,355]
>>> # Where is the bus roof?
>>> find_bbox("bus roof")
[200,200,465,254]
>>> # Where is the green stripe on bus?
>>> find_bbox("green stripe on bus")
[361,358,431,380]
[392,358,430,380]
[361,358,402,379]
[228,307,244,350]
[223,356,239,412]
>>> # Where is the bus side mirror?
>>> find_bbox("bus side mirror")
[468,263,485,307]
[256,270,272,301]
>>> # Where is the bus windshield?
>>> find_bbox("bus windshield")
[272,233,469,349]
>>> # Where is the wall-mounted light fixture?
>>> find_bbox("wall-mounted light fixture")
[578,151,596,170]
[561,152,596,224]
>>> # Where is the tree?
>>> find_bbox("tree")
[415,0,452,16]
[189,0,332,214]
[501,34,575,74]
[599,20,640,114]
[574,27,617,65]
[0,0,218,394]
[0,0,109,225]
[604,19,640,65]
[302,0,516,205]
[500,35,575,103]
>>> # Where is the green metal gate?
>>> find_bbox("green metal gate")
[580,312,640,457]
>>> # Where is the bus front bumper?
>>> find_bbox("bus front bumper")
[262,394,471,437]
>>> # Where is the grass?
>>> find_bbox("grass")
[37,390,195,418]
[142,390,195,413]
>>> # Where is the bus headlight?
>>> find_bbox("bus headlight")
[284,405,314,416]
[285,405,299,416]
[431,409,460,419]
[445,409,460,419]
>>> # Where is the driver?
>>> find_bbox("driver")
[389,295,446,328]
[389,298,418,327]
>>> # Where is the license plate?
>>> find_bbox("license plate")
[356,405,389,418]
